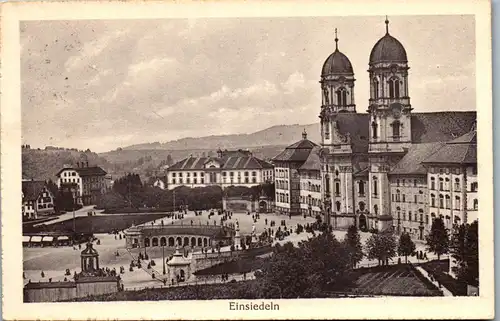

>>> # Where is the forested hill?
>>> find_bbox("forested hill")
[120,123,321,151]
[21,147,112,181]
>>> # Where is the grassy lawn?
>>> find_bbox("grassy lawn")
[24,214,169,234]
[195,257,266,275]
[419,259,468,296]
[349,264,443,296]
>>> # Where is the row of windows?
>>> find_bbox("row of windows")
[301,172,321,180]
[38,203,53,209]
[275,168,289,179]
[430,194,478,210]
[300,195,321,207]
[62,171,77,177]
[395,179,423,187]
[392,190,425,203]
[301,182,321,192]
[429,166,477,175]
[171,171,260,178]
[372,77,402,100]
[171,176,259,185]
[276,193,289,204]
[276,180,289,190]
[370,120,401,139]
[61,178,80,184]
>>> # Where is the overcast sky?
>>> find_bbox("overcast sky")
[21,15,475,153]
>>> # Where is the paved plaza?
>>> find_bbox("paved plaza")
[24,210,442,290]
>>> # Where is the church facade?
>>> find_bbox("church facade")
[274,18,477,240]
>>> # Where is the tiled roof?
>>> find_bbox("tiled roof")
[410,112,476,143]
[56,166,107,177]
[334,113,370,154]
[324,111,476,154]
[299,146,322,171]
[273,139,318,162]
[22,180,48,201]
[168,155,273,171]
[390,142,445,175]
[422,130,477,164]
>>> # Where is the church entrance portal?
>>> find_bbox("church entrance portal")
[359,214,368,232]
[259,201,267,212]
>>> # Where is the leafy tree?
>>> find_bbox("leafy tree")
[450,221,478,284]
[366,232,397,265]
[426,217,449,260]
[258,234,351,298]
[166,154,173,165]
[397,232,416,263]
[344,225,364,268]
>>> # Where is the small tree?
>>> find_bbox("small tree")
[450,221,478,284]
[426,217,449,260]
[344,225,364,268]
[366,232,397,266]
[398,232,416,264]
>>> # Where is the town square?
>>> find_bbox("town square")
[11,8,487,309]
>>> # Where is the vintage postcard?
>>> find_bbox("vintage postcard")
[1,0,494,319]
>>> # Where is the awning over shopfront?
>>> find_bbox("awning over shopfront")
[58,236,69,241]
[23,236,31,243]
[43,236,54,242]
[30,236,42,242]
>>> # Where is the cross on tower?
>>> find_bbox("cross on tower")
[334,28,339,50]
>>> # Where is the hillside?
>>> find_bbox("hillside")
[121,123,321,151]
[98,145,288,171]
[22,147,113,181]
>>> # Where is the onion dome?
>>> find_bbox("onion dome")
[321,29,354,76]
[369,17,408,64]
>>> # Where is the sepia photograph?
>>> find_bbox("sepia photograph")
[1,1,494,320]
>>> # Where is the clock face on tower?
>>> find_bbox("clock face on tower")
[390,103,402,119]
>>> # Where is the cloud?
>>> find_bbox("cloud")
[20,16,476,152]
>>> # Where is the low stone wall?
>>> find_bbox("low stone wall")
[24,278,121,303]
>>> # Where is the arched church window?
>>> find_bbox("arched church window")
[324,174,330,194]
[323,87,330,105]
[392,121,401,137]
[358,180,365,195]
[372,176,378,196]
[388,77,400,99]
[335,181,340,196]
[373,78,379,99]
[324,121,330,140]
[371,121,378,139]
[336,87,347,106]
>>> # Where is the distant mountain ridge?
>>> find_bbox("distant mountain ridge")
[121,123,321,151]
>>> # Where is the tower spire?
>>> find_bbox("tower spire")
[385,15,389,34]
[334,28,339,51]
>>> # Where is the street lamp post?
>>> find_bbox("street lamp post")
[162,245,166,275]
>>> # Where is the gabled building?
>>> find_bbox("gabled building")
[298,146,322,217]
[56,161,107,206]
[421,127,478,228]
[273,130,317,215]
[166,149,274,190]
[22,180,55,219]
